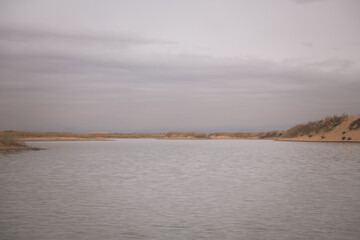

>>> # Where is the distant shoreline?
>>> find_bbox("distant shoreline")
[1,115,359,150]
[1,136,359,152]
[22,136,360,143]
[24,138,360,143]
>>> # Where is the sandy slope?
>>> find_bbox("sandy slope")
[20,137,107,141]
[279,116,360,142]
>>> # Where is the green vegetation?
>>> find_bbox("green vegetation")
[282,115,348,138]
[210,131,283,139]
[259,131,282,139]
[342,136,346,140]
[321,135,325,139]
[210,132,255,138]
[6,131,166,139]
[2,130,285,141]
[348,137,352,141]
[0,131,42,150]
[349,118,360,130]
[0,131,25,146]
[165,132,209,139]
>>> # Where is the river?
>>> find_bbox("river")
[1,139,359,239]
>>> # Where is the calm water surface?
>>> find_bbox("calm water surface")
[0,140,359,240]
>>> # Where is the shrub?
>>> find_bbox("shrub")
[165,132,209,139]
[282,115,347,138]
[321,135,325,139]
[349,118,360,130]
[259,131,282,139]
[308,134,312,138]
[342,136,346,140]
[0,132,24,146]
[348,137,352,141]
[342,131,346,134]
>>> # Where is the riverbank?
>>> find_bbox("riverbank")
[1,115,359,144]
[278,115,360,143]
[21,137,107,141]
[20,136,360,143]
[0,132,43,151]
[0,143,42,151]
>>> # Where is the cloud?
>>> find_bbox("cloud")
[293,0,328,4]
[0,26,175,46]
[301,42,314,48]
[0,27,359,132]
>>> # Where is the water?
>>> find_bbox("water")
[0,139,359,240]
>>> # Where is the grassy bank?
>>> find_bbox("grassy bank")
[0,132,41,150]
[279,115,360,142]
[281,115,348,138]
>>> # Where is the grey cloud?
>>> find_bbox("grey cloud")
[0,1,359,132]
[1,48,358,102]
[293,0,328,4]
[305,59,357,71]
[1,27,359,132]
[0,26,175,47]
[301,42,314,48]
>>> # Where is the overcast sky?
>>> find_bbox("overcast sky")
[0,0,359,132]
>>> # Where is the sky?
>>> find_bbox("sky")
[0,0,359,133]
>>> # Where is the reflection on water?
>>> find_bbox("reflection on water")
[1,140,359,240]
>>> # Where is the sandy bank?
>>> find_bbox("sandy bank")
[0,143,42,151]
[21,137,108,141]
[276,138,360,143]
[278,116,360,143]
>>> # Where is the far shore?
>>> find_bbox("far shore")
[1,115,360,151]
[1,135,359,152]
[20,136,360,143]
[21,137,108,141]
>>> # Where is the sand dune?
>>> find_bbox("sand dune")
[279,116,360,142]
